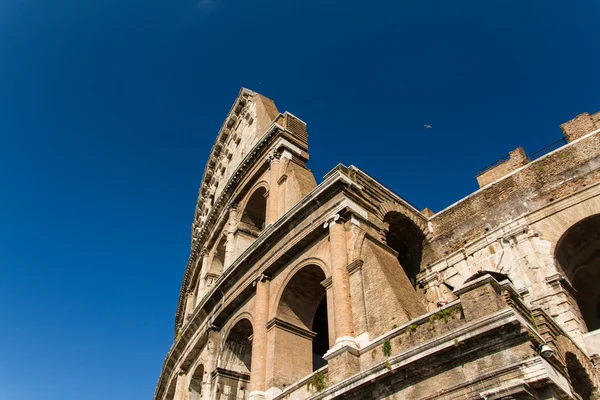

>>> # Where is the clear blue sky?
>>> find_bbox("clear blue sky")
[0,1,598,399]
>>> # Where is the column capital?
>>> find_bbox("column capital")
[265,150,281,164]
[253,273,271,287]
[323,213,344,228]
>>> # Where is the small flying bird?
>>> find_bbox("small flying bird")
[424,124,433,129]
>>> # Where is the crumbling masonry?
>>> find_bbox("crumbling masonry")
[154,89,600,400]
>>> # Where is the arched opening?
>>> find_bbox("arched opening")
[555,214,600,332]
[384,212,426,286]
[187,364,204,400]
[240,187,267,233]
[210,236,227,276]
[222,319,253,374]
[566,352,595,399]
[464,271,511,284]
[272,265,329,388]
[215,319,253,400]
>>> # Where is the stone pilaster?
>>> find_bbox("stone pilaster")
[326,214,354,341]
[174,369,187,400]
[202,327,219,400]
[196,249,210,306]
[223,205,238,270]
[249,274,270,400]
[323,214,360,383]
[266,151,281,225]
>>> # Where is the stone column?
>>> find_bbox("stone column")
[249,274,270,400]
[202,327,219,400]
[196,249,210,307]
[326,214,354,341]
[266,151,281,225]
[223,205,238,270]
[323,214,360,383]
[174,370,188,400]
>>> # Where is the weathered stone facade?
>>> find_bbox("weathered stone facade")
[154,89,600,400]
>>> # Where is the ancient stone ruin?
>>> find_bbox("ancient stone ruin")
[154,88,600,399]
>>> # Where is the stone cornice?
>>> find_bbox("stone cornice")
[266,317,316,340]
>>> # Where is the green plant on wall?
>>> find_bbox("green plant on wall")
[307,372,326,392]
[383,339,392,357]
[429,307,460,324]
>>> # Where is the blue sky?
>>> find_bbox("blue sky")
[0,1,598,399]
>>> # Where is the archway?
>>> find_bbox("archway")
[271,264,329,388]
[555,214,600,331]
[240,187,267,233]
[566,352,595,399]
[187,364,204,400]
[221,319,253,374]
[384,212,426,286]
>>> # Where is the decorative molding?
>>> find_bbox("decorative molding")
[346,259,364,275]
[321,277,333,289]
[266,317,316,340]
[210,367,250,382]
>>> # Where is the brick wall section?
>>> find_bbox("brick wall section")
[561,112,600,142]
[426,130,600,264]
[476,147,529,188]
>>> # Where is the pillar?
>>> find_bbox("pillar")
[174,370,188,400]
[266,151,281,225]
[323,213,360,383]
[327,214,354,341]
[202,327,219,400]
[196,250,210,307]
[223,205,238,270]
[249,274,270,400]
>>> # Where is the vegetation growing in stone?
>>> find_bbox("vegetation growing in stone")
[308,372,326,392]
[429,306,461,324]
[385,361,392,370]
[383,339,392,357]
[409,324,418,333]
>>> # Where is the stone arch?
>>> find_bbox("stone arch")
[378,201,430,237]
[565,352,597,400]
[269,257,330,318]
[556,335,600,399]
[187,363,204,400]
[220,317,253,374]
[239,182,269,233]
[530,195,600,256]
[269,261,330,388]
[382,206,429,286]
[554,213,600,332]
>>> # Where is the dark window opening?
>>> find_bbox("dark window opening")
[312,297,329,371]
[385,212,426,286]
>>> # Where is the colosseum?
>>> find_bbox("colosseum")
[154,88,600,400]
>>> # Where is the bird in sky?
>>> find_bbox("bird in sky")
[424,124,433,129]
